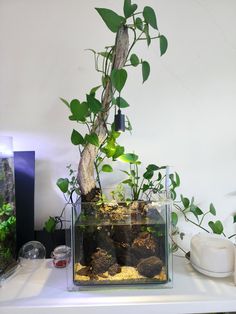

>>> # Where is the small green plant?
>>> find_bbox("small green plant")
[120,160,179,201]
[110,184,126,202]
[44,165,80,232]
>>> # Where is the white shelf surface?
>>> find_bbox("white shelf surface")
[0,256,235,314]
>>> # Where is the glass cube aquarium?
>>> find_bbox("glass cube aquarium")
[0,136,16,279]
[66,196,172,290]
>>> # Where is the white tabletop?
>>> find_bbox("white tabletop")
[0,256,235,314]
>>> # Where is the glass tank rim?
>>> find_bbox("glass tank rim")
[74,198,172,207]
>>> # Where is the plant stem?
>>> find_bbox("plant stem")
[133,11,143,16]
[137,178,145,200]
[104,47,113,76]
[127,27,137,60]
[94,161,102,192]
[130,163,134,200]
[138,36,160,41]
[174,203,210,234]
[199,211,209,226]
[169,234,188,256]
[85,122,91,133]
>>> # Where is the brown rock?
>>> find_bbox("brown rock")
[114,241,137,266]
[96,229,115,253]
[132,232,158,259]
[112,225,133,244]
[76,266,90,276]
[108,263,122,276]
[90,248,115,274]
[137,256,163,278]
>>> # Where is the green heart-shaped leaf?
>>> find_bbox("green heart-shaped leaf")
[143,170,154,180]
[143,6,158,30]
[85,133,99,147]
[70,99,80,115]
[124,0,138,18]
[105,138,117,157]
[130,53,139,66]
[102,164,113,173]
[160,35,168,56]
[86,94,102,114]
[144,24,151,46]
[70,100,89,121]
[57,178,69,193]
[142,61,150,83]
[113,145,125,159]
[71,129,85,146]
[171,212,178,227]
[118,153,139,164]
[111,68,127,92]
[95,8,125,33]
[190,205,203,221]
[135,17,143,31]
[116,96,129,108]
[208,220,224,234]
[142,184,149,192]
[146,164,159,171]
[44,217,57,233]
[175,172,180,187]
[209,203,216,216]
[181,195,190,209]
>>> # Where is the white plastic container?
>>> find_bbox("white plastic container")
[190,233,234,278]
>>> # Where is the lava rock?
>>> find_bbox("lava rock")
[81,188,101,202]
[137,256,163,278]
[76,266,90,276]
[112,225,133,244]
[78,225,98,266]
[114,241,138,266]
[132,232,158,259]
[96,229,115,253]
[90,248,115,274]
[108,263,122,276]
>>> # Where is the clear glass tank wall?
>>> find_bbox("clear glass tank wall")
[0,136,16,275]
[67,197,172,289]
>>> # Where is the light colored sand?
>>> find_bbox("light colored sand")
[75,263,167,282]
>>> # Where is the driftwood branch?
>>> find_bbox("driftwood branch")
[77,26,129,200]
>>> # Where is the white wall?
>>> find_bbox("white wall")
[0,0,236,235]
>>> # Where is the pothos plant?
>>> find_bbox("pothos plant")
[45,0,169,232]
[65,0,169,203]
[44,0,236,245]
